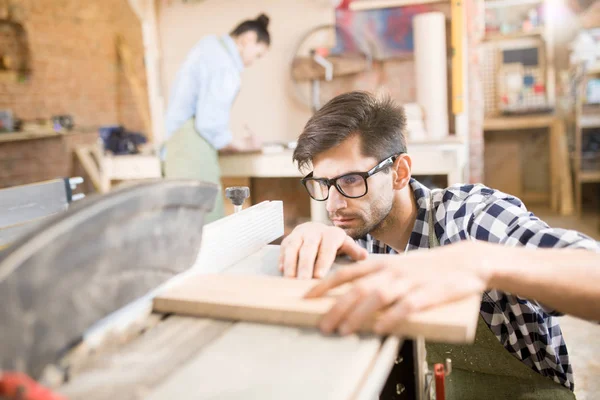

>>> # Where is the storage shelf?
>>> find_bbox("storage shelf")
[587,65,600,76]
[580,113,600,129]
[579,171,600,183]
[483,28,544,42]
[484,114,556,130]
[484,0,543,9]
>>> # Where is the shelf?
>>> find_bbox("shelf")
[484,114,556,130]
[349,0,445,11]
[579,171,600,183]
[291,55,368,81]
[0,131,63,143]
[580,113,600,129]
[483,28,544,42]
[587,64,600,76]
[484,0,543,9]
[0,128,98,143]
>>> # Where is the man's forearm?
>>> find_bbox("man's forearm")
[486,244,600,321]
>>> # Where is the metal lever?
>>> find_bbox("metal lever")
[66,177,86,203]
[225,186,250,213]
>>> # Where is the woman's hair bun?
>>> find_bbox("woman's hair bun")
[256,13,270,29]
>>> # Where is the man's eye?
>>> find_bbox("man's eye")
[341,175,360,185]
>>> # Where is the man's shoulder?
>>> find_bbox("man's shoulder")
[437,182,521,206]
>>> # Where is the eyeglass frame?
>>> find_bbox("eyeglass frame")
[300,153,402,201]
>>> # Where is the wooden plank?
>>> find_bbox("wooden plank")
[145,322,383,400]
[483,115,555,131]
[580,171,600,183]
[116,37,153,140]
[483,28,543,43]
[484,0,542,8]
[153,273,480,344]
[74,146,103,192]
[580,113,600,129]
[59,316,233,400]
[0,131,62,143]
[291,55,369,81]
[552,120,574,215]
[352,336,402,400]
[349,0,446,11]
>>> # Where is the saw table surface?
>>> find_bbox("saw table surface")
[58,245,400,400]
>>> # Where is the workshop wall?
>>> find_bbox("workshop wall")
[0,0,147,134]
[158,0,335,145]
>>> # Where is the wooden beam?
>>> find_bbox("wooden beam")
[74,146,103,193]
[555,121,574,215]
[154,273,481,344]
[451,0,464,114]
[116,36,153,141]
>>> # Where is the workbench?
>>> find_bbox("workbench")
[219,138,467,223]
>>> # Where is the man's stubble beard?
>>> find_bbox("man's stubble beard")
[345,198,394,240]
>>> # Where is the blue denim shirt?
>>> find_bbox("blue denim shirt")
[164,34,244,150]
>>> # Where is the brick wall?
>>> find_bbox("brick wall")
[0,0,148,188]
[0,0,147,134]
[0,130,98,189]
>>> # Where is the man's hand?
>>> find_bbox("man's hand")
[305,240,492,336]
[278,222,368,279]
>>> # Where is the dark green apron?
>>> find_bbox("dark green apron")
[424,191,575,400]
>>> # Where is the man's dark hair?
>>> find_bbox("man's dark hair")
[231,14,271,45]
[293,91,408,171]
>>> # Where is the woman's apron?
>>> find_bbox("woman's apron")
[163,119,225,224]
[424,191,575,400]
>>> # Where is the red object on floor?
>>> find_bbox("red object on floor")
[0,372,67,400]
[434,363,446,400]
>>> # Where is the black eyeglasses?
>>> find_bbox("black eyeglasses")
[301,154,400,201]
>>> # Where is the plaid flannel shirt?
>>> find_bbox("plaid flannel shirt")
[356,179,600,390]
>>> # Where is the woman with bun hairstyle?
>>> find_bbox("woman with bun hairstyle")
[163,14,271,222]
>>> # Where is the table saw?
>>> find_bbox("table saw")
[0,179,463,400]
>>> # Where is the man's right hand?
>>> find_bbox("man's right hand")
[278,222,368,280]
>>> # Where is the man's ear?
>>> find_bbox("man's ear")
[392,154,412,190]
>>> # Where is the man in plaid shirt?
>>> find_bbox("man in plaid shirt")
[280,91,600,399]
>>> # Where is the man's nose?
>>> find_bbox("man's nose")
[326,185,347,214]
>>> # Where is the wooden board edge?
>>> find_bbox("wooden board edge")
[351,336,402,400]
